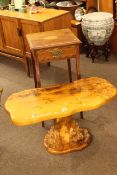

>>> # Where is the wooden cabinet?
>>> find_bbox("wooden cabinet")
[0,9,72,75]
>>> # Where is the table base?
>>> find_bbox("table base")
[44,116,92,154]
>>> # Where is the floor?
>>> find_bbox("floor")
[0,54,117,175]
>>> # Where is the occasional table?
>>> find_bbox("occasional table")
[26,28,81,88]
[5,77,117,154]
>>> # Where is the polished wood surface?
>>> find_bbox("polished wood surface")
[5,77,117,154]
[44,116,92,154]
[0,8,70,22]
[99,0,113,13]
[20,20,41,54]
[5,77,117,126]
[86,0,113,13]
[27,28,81,50]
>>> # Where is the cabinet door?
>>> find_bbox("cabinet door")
[20,20,41,56]
[0,16,23,55]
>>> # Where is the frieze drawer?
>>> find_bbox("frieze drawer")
[36,46,77,63]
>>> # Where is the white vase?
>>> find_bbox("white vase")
[14,0,25,9]
[81,12,114,46]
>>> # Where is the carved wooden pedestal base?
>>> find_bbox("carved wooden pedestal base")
[44,116,91,154]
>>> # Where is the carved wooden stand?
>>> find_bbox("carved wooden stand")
[44,116,91,154]
[85,41,111,63]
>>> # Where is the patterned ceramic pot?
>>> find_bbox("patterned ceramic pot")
[81,12,114,46]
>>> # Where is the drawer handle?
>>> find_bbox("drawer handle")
[50,48,64,58]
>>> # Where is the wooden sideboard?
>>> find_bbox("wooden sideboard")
[0,9,72,76]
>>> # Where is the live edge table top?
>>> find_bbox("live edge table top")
[5,77,117,126]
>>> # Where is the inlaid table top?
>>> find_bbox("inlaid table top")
[26,28,81,50]
[5,77,117,126]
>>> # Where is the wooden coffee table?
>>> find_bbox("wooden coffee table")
[5,77,117,154]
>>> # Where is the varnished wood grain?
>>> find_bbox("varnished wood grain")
[99,0,113,13]
[5,77,117,126]
[20,20,41,53]
[0,9,70,23]
[44,116,92,154]
[26,28,81,50]
[36,45,76,63]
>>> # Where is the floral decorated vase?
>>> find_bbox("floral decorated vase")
[81,12,114,46]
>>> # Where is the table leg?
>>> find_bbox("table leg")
[44,116,91,154]
[67,59,72,82]
[31,51,44,127]
[76,45,81,80]
[24,56,30,77]
[31,51,41,88]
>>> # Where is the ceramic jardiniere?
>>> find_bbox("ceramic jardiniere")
[81,12,114,46]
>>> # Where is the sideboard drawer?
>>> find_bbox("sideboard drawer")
[37,45,76,63]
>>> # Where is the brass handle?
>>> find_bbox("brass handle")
[50,48,64,58]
